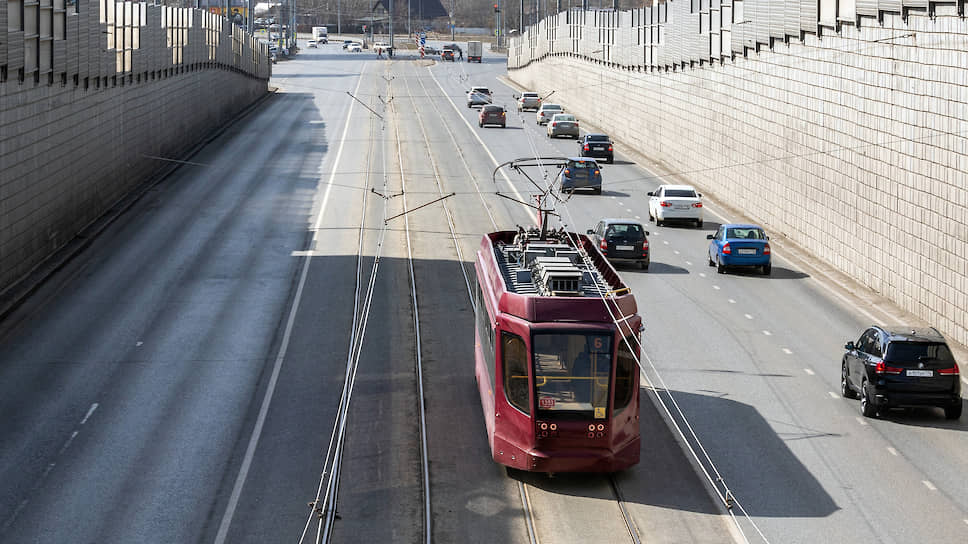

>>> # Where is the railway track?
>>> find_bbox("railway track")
[399,59,643,544]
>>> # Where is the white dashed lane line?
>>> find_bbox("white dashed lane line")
[828,392,839,399]
[80,403,98,425]
[922,480,937,491]
[728,299,736,304]
[782,348,793,354]
[685,260,692,265]
[712,285,720,290]
[744,314,753,320]
[803,368,814,375]
[855,417,869,426]
[762,330,771,336]
[699,272,706,278]
[887,447,899,456]
[673,250,680,255]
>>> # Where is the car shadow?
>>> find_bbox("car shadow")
[608,159,636,166]
[640,262,689,275]
[598,190,630,197]
[720,265,810,280]
[872,400,967,430]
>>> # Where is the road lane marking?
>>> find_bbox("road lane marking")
[635,215,641,219]
[762,330,771,336]
[887,447,898,456]
[744,314,753,320]
[685,260,692,265]
[214,63,369,544]
[673,250,680,254]
[803,368,814,375]
[699,273,706,278]
[855,417,868,426]
[663,240,669,245]
[80,403,98,425]
[728,299,736,304]
[828,392,839,399]
[922,480,937,491]
[782,348,793,354]
[59,431,79,455]
[136,341,143,346]
[712,285,720,290]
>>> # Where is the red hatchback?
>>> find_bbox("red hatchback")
[478,105,506,128]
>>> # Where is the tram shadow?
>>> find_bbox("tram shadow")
[509,389,837,520]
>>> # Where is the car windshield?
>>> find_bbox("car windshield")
[725,228,766,239]
[886,342,955,365]
[606,224,644,239]
[533,332,612,419]
[587,135,610,142]
[665,189,697,197]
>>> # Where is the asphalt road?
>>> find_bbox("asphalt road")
[0,39,965,544]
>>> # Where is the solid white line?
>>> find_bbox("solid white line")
[828,392,839,399]
[213,66,367,544]
[782,348,793,354]
[762,330,771,336]
[922,480,937,491]
[855,417,868,426]
[80,403,98,425]
[803,368,814,375]
[426,66,535,223]
[886,447,898,456]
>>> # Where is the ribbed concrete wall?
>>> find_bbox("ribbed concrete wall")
[0,3,269,297]
[509,8,968,346]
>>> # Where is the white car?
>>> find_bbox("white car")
[466,86,492,108]
[307,39,317,48]
[373,41,390,54]
[536,103,563,125]
[648,184,704,227]
[347,43,362,52]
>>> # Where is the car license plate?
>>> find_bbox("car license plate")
[617,245,634,251]
[907,370,933,377]
[593,146,604,150]
[675,205,690,210]
[738,248,757,255]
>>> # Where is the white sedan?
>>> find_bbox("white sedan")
[648,184,704,227]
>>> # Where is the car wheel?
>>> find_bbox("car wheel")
[639,261,648,271]
[861,380,877,418]
[697,219,703,228]
[841,362,857,399]
[656,219,664,227]
[762,263,772,275]
[648,210,654,222]
[593,187,602,195]
[708,254,715,267]
[716,258,726,274]
[479,121,483,127]
[945,403,962,419]
[607,156,613,164]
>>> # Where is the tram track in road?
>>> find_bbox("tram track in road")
[401,60,646,544]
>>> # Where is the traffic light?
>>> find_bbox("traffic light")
[494,3,500,12]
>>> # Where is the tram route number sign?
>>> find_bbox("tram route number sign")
[539,397,555,409]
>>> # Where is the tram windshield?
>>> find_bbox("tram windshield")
[532,332,612,419]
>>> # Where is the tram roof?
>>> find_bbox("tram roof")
[477,230,638,325]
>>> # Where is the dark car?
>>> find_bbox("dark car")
[441,49,455,61]
[587,219,650,270]
[444,43,462,55]
[842,326,962,419]
[579,134,614,163]
[478,105,506,127]
[559,157,602,194]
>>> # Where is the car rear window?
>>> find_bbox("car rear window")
[523,93,539,98]
[607,224,644,238]
[543,105,562,111]
[665,189,697,197]
[587,135,610,142]
[483,105,503,112]
[555,115,576,121]
[886,342,955,365]
[570,160,595,169]
[725,228,766,240]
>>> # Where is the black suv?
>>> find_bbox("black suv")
[587,219,650,270]
[842,326,962,419]
[578,134,614,163]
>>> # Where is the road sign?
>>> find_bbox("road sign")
[420,36,426,45]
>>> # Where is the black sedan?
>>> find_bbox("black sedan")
[587,219,649,270]
[578,134,614,163]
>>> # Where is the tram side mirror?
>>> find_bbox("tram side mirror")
[845,341,855,350]
[645,231,650,236]
[706,234,714,240]
[646,191,654,197]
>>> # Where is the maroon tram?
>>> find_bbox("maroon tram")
[474,227,642,473]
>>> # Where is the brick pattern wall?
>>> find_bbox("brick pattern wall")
[509,10,968,346]
[0,3,269,296]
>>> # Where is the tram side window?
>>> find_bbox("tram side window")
[475,283,496,391]
[614,336,638,411]
[502,332,530,415]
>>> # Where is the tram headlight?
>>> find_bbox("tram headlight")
[596,423,605,431]
[540,422,548,430]
[588,424,595,432]
[549,423,557,431]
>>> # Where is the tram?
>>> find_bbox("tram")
[474,226,642,473]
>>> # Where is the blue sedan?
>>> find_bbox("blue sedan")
[707,224,771,275]
[560,157,602,194]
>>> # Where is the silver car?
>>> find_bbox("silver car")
[517,92,541,111]
[536,103,563,125]
[547,114,579,139]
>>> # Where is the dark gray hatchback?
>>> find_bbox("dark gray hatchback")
[587,219,650,270]
[842,326,962,419]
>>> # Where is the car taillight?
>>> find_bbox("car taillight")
[692,202,703,208]
[659,201,672,207]
[583,145,589,150]
[594,170,600,175]
[564,169,570,175]
[575,121,579,125]
[938,363,960,375]
[599,239,607,254]
[763,243,771,255]
[722,243,731,255]
[552,122,557,127]
[501,112,505,116]
[875,361,904,374]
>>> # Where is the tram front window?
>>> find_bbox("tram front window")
[532,332,612,419]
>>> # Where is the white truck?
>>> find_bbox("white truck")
[467,41,483,63]
[312,26,328,44]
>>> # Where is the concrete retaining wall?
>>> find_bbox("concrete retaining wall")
[0,3,269,298]
[509,7,968,346]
